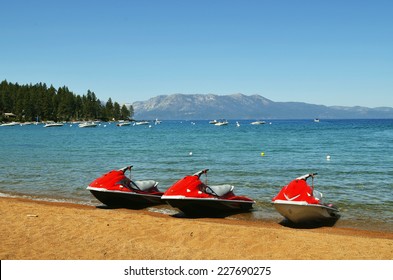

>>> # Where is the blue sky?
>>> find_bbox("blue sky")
[1,0,392,107]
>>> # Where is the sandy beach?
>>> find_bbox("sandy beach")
[1,197,392,260]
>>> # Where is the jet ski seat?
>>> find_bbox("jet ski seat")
[206,184,234,197]
[131,180,158,191]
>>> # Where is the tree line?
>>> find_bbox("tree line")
[0,80,133,122]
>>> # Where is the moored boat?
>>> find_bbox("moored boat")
[250,120,266,125]
[44,122,64,127]
[214,120,229,126]
[116,122,131,127]
[78,122,97,128]
[0,122,20,126]
[134,120,150,125]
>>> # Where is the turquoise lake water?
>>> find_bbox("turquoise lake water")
[1,119,392,231]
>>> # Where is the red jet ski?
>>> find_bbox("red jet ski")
[272,173,339,224]
[162,169,255,216]
[87,166,164,208]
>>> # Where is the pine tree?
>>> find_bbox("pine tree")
[121,104,131,119]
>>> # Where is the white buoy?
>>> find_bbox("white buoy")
[189,152,193,156]
[326,155,331,160]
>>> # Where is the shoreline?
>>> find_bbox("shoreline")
[2,191,393,234]
[1,197,393,260]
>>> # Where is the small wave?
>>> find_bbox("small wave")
[0,191,95,206]
[147,206,178,215]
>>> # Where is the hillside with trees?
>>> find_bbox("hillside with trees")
[0,80,133,122]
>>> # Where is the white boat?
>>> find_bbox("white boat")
[44,122,64,127]
[0,122,20,126]
[154,118,162,125]
[209,120,218,124]
[250,120,266,125]
[116,122,131,127]
[79,122,97,128]
[314,118,320,123]
[135,121,150,125]
[214,120,228,126]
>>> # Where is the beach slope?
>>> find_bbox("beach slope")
[1,197,392,260]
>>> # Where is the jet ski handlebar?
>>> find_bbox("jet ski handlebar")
[193,169,209,178]
[119,166,133,173]
[296,173,318,181]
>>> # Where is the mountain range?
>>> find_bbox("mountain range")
[132,93,393,120]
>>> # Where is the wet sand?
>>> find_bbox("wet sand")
[1,197,392,260]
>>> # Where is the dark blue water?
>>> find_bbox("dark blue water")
[1,119,392,231]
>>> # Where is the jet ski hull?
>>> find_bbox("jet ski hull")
[88,186,163,208]
[273,201,339,224]
[162,196,254,215]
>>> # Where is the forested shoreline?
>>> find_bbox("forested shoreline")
[0,80,133,122]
